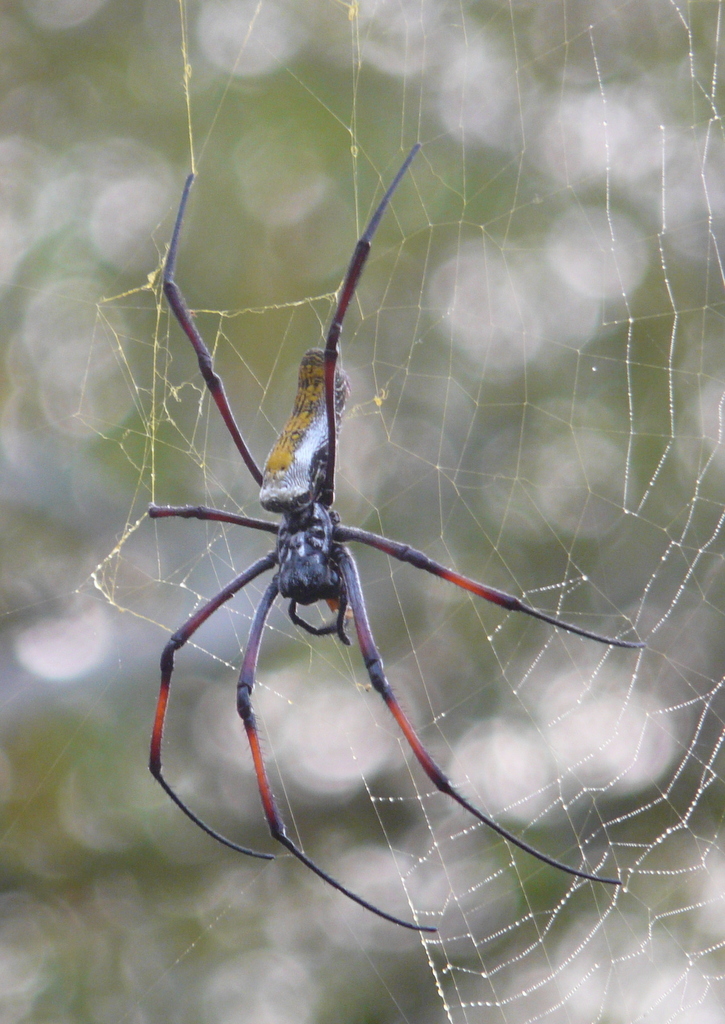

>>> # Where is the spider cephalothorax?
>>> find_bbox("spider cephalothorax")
[276,502,349,647]
[276,501,340,605]
[149,144,644,933]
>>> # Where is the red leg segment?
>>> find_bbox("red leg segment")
[236,576,434,932]
[149,552,276,858]
[337,525,644,650]
[338,547,622,886]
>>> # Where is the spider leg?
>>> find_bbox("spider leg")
[149,552,276,859]
[336,525,644,650]
[338,547,622,886]
[164,173,263,486]
[148,502,277,536]
[288,577,351,646]
[288,601,336,636]
[321,143,421,506]
[238,577,434,932]
[288,600,351,645]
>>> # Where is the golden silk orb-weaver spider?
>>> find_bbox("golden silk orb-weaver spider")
[148,144,644,932]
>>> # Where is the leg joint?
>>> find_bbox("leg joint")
[363,655,388,696]
[160,645,177,675]
[236,683,253,720]
[197,351,217,384]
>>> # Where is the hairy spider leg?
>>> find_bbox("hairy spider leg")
[149,553,277,858]
[163,173,263,486]
[337,525,644,650]
[338,548,623,886]
[321,143,421,506]
[148,502,278,535]
[236,576,435,933]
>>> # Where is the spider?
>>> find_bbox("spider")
[149,144,643,933]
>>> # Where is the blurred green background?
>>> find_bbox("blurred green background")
[3,1,725,1022]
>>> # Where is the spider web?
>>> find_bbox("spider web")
[5,1,725,1022]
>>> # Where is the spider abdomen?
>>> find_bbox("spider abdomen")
[260,349,350,513]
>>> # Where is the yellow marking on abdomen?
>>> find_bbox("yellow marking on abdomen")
[260,348,349,511]
[265,351,327,474]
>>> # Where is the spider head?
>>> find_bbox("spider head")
[276,502,340,604]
